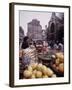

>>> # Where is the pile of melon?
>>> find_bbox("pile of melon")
[23,63,56,79]
[52,52,64,73]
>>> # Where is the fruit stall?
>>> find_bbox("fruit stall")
[19,44,64,79]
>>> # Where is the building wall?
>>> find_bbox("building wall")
[47,12,64,43]
[27,19,43,41]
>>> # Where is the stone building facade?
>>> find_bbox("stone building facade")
[42,29,47,41]
[47,12,64,44]
[27,19,43,42]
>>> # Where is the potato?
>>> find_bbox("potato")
[36,71,42,78]
[47,68,53,77]
[58,63,64,73]
[23,70,32,78]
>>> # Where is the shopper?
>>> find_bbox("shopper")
[21,36,29,49]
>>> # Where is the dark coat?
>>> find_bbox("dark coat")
[21,41,29,49]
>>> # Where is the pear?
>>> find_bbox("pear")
[47,68,53,77]
[36,71,42,78]
[23,70,32,78]
[31,74,36,79]
[32,69,37,75]
[37,63,43,71]
[28,65,33,72]
[42,75,48,78]
[52,74,57,78]
[42,65,48,75]
[31,63,38,70]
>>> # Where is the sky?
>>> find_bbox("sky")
[19,10,62,36]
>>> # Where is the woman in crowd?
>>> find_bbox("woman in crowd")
[21,36,29,49]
